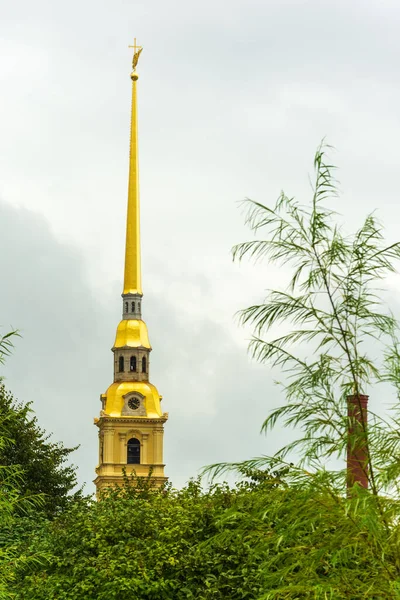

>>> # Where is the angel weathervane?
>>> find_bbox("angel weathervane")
[129,38,143,71]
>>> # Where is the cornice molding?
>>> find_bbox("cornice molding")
[95,416,168,427]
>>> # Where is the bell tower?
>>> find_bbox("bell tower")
[94,42,168,493]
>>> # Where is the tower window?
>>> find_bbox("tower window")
[142,356,146,373]
[130,356,137,372]
[125,301,128,313]
[127,438,140,464]
[118,356,124,372]
[138,302,141,312]
[131,301,135,312]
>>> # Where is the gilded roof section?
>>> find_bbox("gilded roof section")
[104,381,162,417]
[123,73,142,295]
[113,319,151,349]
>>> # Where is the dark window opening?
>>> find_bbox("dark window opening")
[142,356,147,373]
[131,301,135,312]
[130,356,137,372]
[125,301,128,313]
[127,438,140,464]
[118,356,124,372]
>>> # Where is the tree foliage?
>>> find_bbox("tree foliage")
[0,385,80,519]
[230,143,400,489]
[205,143,400,596]
[0,329,48,599]
[13,470,400,599]
[12,476,277,600]
[0,330,17,365]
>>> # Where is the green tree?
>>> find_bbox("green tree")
[16,468,400,598]
[0,436,48,600]
[0,329,47,599]
[207,143,400,597]
[12,475,279,600]
[0,385,80,519]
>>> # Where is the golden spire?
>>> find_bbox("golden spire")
[123,39,143,295]
[94,42,168,495]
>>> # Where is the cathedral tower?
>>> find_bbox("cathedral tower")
[94,42,168,493]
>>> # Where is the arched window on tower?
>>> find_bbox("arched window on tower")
[125,301,128,313]
[131,301,135,313]
[127,438,140,464]
[142,356,146,373]
[130,356,137,372]
[118,356,124,372]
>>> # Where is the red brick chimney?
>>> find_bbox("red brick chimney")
[347,394,369,489]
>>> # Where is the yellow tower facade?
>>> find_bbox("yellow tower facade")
[94,43,168,493]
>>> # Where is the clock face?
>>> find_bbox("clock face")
[128,397,140,411]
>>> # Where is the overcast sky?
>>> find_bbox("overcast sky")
[1,0,400,492]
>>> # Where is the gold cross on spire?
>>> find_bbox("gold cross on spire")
[129,38,143,71]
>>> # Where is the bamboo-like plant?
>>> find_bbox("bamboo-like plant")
[206,144,400,596]
[233,143,400,492]
[0,330,17,366]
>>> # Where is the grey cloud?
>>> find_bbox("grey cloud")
[0,200,278,492]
